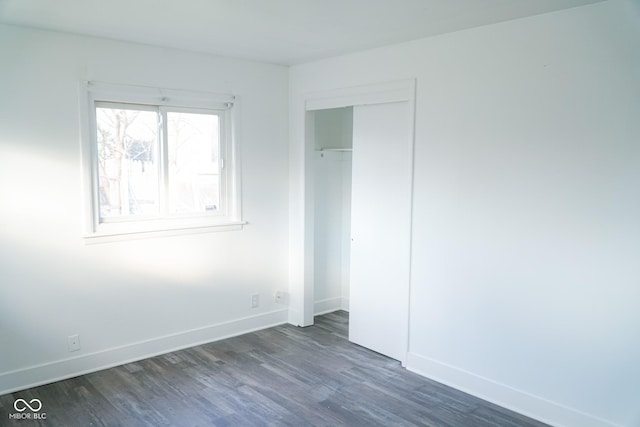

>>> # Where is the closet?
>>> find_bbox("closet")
[310,98,412,363]
[313,107,353,315]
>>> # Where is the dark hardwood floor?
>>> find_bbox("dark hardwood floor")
[0,311,548,426]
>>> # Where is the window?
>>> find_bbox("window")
[81,82,242,238]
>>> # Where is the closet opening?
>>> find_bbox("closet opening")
[311,107,353,317]
[298,79,415,363]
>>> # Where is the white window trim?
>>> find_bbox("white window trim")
[79,81,244,240]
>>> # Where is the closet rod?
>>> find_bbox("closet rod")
[316,148,352,152]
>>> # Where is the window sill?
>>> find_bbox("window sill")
[84,220,246,244]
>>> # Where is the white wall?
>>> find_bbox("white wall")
[340,154,352,309]
[313,107,353,150]
[313,151,352,314]
[0,24,289,393]
[290,1,640,426]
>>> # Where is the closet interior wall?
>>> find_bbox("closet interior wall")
[313,107,353,315]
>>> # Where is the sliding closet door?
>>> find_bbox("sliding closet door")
[349,101,412,362]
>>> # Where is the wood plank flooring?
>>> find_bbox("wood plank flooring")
[0,311,549,426]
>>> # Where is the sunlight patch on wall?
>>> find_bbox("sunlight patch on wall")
[0,145,81,244]
[0,144,223,285]
[86,236,228,284]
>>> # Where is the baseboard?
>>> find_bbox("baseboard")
[313,296,350,316]
[406,353,621,427]
[0,309,288,396]
[314,297,343,315]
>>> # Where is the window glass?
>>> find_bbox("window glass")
[96,107,159,219]
[167,112,220,215]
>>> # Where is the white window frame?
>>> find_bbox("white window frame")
[80,81,243,240]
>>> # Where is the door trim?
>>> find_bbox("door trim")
[305,81,415,112]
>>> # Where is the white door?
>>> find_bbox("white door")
[349,101,412,362]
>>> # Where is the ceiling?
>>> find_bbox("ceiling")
[0,0,606,65]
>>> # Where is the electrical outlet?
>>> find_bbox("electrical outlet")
[68,334,80,352]
[274,290,288,305]
[251,294,260,308]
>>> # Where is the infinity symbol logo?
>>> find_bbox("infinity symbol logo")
[14,398,42,412]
